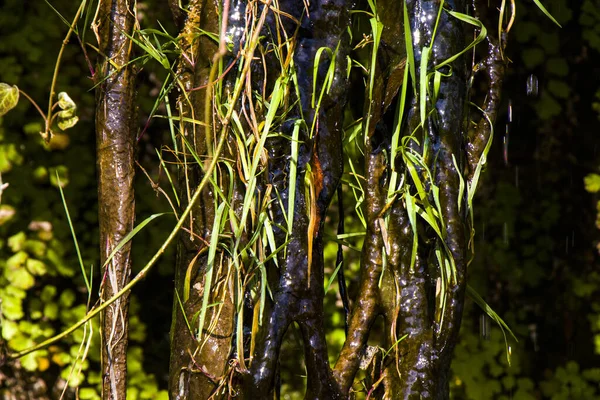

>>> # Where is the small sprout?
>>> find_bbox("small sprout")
[0,83,19,117]
[56,92,79,131]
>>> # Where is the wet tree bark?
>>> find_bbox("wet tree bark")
[237,1,351,398]
[93,1,137,399]
[168,1,235,398]
[165,0,505,398]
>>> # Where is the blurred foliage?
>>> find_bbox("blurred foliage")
[450,0,600,399]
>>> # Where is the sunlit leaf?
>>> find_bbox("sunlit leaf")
[1,319,19,340]
[8,231,26,252]
[41,285,56,302]
[58,111,79,131]
[44,302,59,320]
[27,258,47,276]
[0,204,15,226]
[2,294,24,320]
[56,92,78,130]
[584,173,600,193]
[6,254,35,290]
[57,92,76,110]
[59,289,76,308]
[0,83,19,117]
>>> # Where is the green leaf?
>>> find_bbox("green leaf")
[26,258,47,276]
[548,79,570,99]
[25,239,46,258]
[0,83,19,117]
[5,256,35,290]
[20,352,39,371]
[0,204,16,226]
[535,92,561,120]
[531,0,562,27]
[1,319,19,340]
[56,92,78,130]
[43,302,59,320]
[41,285,56,302]
[79,388,99,400]
[2,294,24,320]
[8,231,26,252]
[57,113,78,131]
[57,92,76,110]
[59,289,76,308]
[6,250,28,270]
[102,213,171,269]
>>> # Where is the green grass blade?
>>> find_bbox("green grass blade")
[437,11,487,70]
[102,213,171,269]
[419,46,430,127]
[403,0,416,94]
[287,119,301,235]
[531,0,562,27]
[467,284,518,365]
[56,173,90,292]
[325,261,343,294]
[452,154,465,213]
[198,202,226,339]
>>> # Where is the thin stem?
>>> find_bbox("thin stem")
[18,90,47,124]
[9,115,230,360]
[45,1,85,139]
[9,0,273,360]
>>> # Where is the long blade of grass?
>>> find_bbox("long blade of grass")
[403,0,416,94]
[102,213,171,269]
[325,261,343,294]
[57,174,90,292]
[531,0,562,27]
[198,202,226,339]
[436,11,487,70]
[287,119,301,235]
[467,284,518,365]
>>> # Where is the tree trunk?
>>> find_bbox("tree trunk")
[93,1,137,399]
[166,0,505,398]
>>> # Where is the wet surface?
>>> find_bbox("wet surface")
[168,1,235,399]
[164,0,506,397]
[94,1,138,399]
[241,1,351,398]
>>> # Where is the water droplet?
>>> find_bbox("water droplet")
[480,314,490,340]
[503,124,510,166]
[526,75,538,97]
[508,99,513,123]
[528,323,539,352]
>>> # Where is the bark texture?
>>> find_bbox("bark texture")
[165,0,506,398]
[93,1,137,399]
[169,1,235,398]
